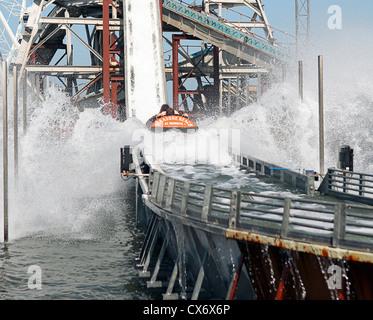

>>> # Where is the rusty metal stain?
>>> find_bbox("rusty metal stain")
[226,228,373,264]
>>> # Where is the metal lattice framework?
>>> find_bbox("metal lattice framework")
[1,0,296,120]
[295,0,310,58]
[0,0,26,62]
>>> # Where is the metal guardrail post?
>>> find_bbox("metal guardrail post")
[359,174,365,196]
[148,170,155,195]
[157,174,166,205]
[165,178,176,211]
[152,171,160,201]
[201,185,212,222]
[333,203,346,247]
[281,198,291,238]
[229,190,241,228]
[180,181,190,215]
[327,168,332,190]
[342,171,347,193]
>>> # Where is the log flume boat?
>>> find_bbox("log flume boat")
[146,104,198,132]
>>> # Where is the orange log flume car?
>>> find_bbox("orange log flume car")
[146,104,198,132]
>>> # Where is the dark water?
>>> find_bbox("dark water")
[0,184,151,300]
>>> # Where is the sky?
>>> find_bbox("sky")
[264,0,373,52]
[264,0,373,33]
[262,0,373,82]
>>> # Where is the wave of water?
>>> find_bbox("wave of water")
[0,85,155,299]
[206,45,373,173]
[0,48,372,242]
[0,86,145,242]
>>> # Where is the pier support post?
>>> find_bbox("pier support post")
[147,231,169,288]
[138,217,160,277]
[135,178,147,227]
[191,250,208,300]
[318,55,325,174]
[136,214,156,265]
[13,65,18,182]
[23,69,27,135]
[2,61,8,244]
[298,60,303,102]
[163,258,179,300]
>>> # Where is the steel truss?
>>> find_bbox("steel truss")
[295,0,310,58]
[12,0,124,118]
[3,0,292,121]
[0,0,26,63]
[163,0,277,116]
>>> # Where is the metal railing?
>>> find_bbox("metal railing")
[205,0,296,49]
[231,152,316,195]
[320,168,373,206]
[148,169,373,253]
[162,0,291,61]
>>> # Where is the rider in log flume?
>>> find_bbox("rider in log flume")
[146,104,198,132]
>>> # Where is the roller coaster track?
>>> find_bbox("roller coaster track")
[162,0,293,67]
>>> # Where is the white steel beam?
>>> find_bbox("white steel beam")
[0,10,20,49]
[17,0,45,86]
[39,17,122,26]
[24,65,103,78]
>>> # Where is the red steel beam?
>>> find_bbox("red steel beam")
[172,35,180,109]
[102,0,110,114]
[172,33,206,110]
[275,261,290,300]
[227,252,245,300]
[103,0,124,118]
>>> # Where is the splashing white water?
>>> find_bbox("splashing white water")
[209,82,319,170]
[207,40,373,174]
[1,25,372,243]
[0,87,145,242]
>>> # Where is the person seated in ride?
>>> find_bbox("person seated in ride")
[181,111,189,118]
[166,107,178,116]
[156,104,170,118]
[156,104,188,118]
[146,104,168,127]
[175,109,189,118]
